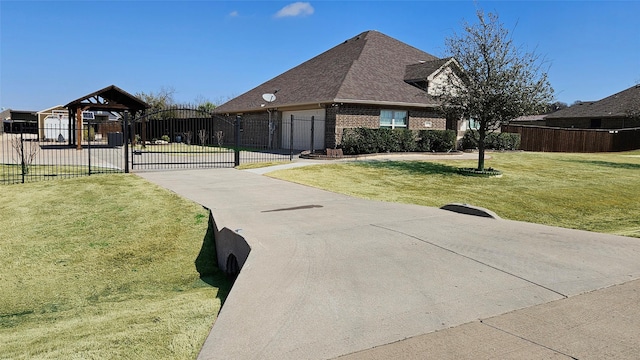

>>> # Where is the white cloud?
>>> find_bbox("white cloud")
[275,2,314,18]
[229,10,239,17]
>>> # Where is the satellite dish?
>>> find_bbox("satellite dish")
[262,93,276,103]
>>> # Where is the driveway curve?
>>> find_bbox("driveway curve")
[137,158,640,360]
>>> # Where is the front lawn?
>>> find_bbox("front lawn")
[268,151,640,237]
[0,174,231,359]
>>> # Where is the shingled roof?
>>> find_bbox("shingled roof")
[214,30,441,114]
[404,57,452,83]
[65,85,149,113]
[545,84,640,119]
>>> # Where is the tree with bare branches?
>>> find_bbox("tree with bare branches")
[11,135,40,175]
[438,10,554,171]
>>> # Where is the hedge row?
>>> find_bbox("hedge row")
[459,131,521,150]
[340,128,457,155]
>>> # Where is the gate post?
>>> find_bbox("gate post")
[290,115,294,161]
[123,112,129,173]
[87,123,92,175]
[234,115,241,166]
[310,115,315,155]
[20,130,26,184]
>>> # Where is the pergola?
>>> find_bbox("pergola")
[64,85,149,150]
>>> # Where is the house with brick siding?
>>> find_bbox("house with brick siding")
[214,30,466,150]
[544,84,640,129]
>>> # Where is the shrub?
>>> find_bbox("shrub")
[460,130,521,150]
[489,132,521,150]
[418,130,457,152]
[396,129,417,152]
[161,135,170,142]
[341,128,453,155]
[341,128,367,155]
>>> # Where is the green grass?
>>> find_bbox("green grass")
[236,161,291,170]
[268,150,640,237]
[134,143,231,153]
[0,174,231,359]
[1,164,120,184]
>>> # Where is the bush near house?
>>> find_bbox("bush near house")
[416,130,457,152]
[340,128,456,155]
[460,130,521,151]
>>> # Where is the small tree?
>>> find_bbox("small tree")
[197,101,216,114]
[183,131,193,145]
[215,130,224,147]
[198,129,208,145]
[439,10,554,171]
[136,86,176,112]
[11,135,40,175]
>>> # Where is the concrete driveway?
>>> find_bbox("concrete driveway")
[137,160,640,360]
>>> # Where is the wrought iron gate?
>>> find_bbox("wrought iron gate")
[128,108,236,170]
[126,108,304,171]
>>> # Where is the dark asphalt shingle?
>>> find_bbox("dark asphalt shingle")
[214,31,441,114]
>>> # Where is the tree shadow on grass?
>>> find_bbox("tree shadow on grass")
[195,211,233,307]
[562,159,640,170]
[354,160,460,175]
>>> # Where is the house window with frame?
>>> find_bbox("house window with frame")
[380,110,407,129]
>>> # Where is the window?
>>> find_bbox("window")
[380,110,407,129]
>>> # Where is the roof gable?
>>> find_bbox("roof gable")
[404,58,451,83]
[215,31,441,113]
[65,85,149,113]
[546,85,640,119]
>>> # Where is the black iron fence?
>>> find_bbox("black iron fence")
[1,123,125,184]
[1,110,325,184]
[130,110,322,170]
[128,109,236,170]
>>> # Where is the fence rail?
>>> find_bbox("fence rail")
[503,125,640,152]
[1,112,323,184]
[1,125,125,184]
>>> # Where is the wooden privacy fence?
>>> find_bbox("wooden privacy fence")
[503,125,640,152]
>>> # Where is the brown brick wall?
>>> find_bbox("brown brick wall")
[332,105,380,148]
[222,104,448,149]
[325,106,338,148]
[408,109,446,130]
[329,104,446,148]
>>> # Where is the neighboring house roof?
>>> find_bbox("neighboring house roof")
[214,30,443,114]
[512,114,546,122]
[545,84,640,119]
[1,108,37,122]
[37,105,66,114]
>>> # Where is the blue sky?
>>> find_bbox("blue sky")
[1,1,639,111]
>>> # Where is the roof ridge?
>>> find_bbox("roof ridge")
[215,30,441,113]
[332,31,373,101]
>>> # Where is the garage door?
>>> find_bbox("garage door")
[281,109,326,151]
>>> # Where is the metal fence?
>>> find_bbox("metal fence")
[128,111,322,171]
[129,109,236,170]
[1,112,324,184]
[1,123,125,184]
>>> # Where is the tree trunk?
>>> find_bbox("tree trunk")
[477,129,486,171]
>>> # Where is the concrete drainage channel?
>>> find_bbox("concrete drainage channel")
[440,203,501,219]
[208,212,251,277]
